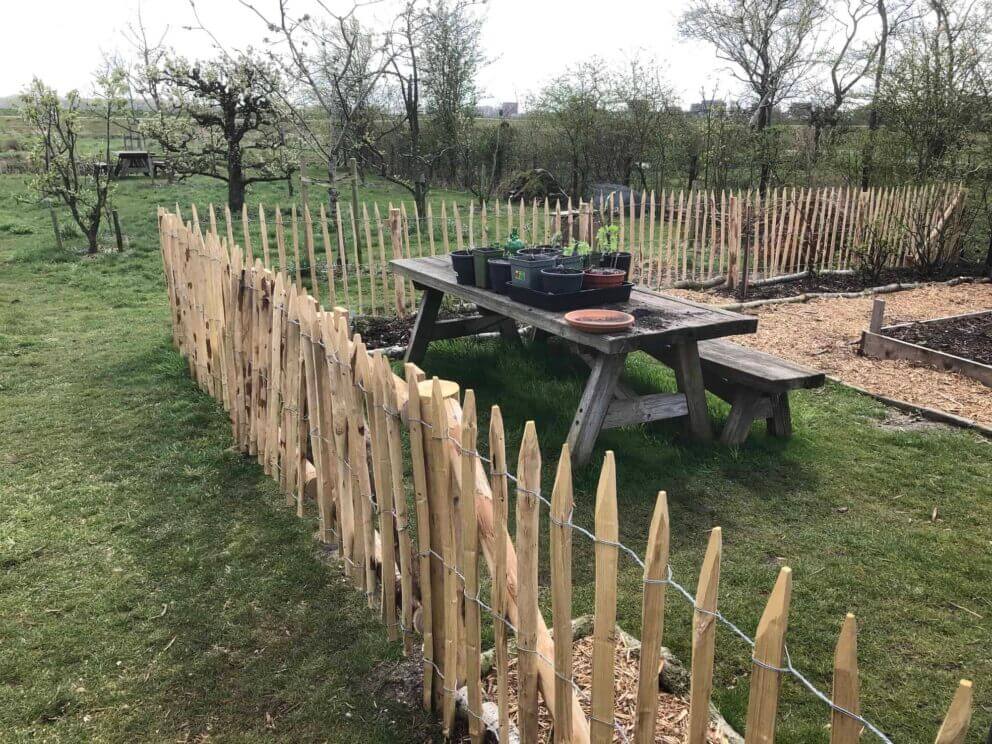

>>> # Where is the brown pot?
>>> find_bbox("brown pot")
[582,268,626,289]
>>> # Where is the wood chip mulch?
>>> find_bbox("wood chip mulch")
[481,634,724,743]
[670,283,992,426]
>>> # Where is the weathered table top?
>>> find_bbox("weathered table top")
[392,255,758,354]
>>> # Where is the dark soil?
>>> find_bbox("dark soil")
[625,306,682,330]
[354,306,478,350]
[709,264,985,301]
[884,312,992,365]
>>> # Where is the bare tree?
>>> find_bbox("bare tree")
[361,0,481,216]
[800,0,881,180]
[881,0,989,179]
[227,0,392,211]
[858,0,915,188]
[679,0,826,190]
[419,0,486,182]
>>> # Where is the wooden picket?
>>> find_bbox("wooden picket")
[159,207,976,744]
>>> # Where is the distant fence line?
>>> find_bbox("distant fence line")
[157,204,977,744]
[195,182,967,317]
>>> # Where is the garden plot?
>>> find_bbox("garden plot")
[874,309,992,376]
[672,282,992,426]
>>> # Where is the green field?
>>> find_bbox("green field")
[2,173,991,742]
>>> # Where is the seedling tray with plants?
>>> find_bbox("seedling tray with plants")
[506,282,634,311]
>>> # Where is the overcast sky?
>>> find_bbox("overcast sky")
[2,0,736,107]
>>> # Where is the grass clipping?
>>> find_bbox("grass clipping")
[482,633,725,743]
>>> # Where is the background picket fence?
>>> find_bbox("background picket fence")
[157,205,976,743]
[199,182,967,317]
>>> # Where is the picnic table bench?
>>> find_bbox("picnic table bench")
[391,255,822,463]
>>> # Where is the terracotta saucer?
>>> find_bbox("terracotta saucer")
[564,309,635,334]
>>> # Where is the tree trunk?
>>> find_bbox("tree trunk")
[860,0,889,190]
[326,158,339,216]
[86,228,99,254]
[228,149,245,213]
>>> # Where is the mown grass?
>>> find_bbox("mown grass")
[1,171,990,742]
[0,174,441,742]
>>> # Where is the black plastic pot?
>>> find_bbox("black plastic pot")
[517,246,562,259]
[472,246,504,288]
[450,250,476,285]
[488,258,512,294]
[509,252,558,289]
[540,267,585,294]
[600,251,632,280]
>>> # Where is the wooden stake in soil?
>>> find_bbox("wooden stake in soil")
[591,451,619,744]
[112,208,124,252]
[49,207,64,251]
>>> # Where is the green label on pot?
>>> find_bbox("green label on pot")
[513,269,525,281]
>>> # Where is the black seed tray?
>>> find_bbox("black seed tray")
[506,282,634,311]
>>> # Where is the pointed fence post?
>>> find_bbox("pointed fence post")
[633,491,670,744]
[591,451,619,744]
[551,444,574,744]
[489,406,511,742]
[830,614,861,744]
[688,527,722,744]
[516,421,541,743]
[745,567,792,744]
[934,680,973,744]
[460,390,483,744]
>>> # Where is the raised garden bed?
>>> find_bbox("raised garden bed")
[884,311,992,366]
[861,302,992,388]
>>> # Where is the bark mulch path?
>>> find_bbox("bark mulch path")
[670,282,992,426]
[885,311,992,366]
[482,634,724,743]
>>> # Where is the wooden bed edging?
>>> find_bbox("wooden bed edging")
[860,300,992,388]
[716,275,990,312]
[827,377,992,439]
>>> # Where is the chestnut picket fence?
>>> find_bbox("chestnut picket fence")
[194,182,967,317]
[158,205,976,743]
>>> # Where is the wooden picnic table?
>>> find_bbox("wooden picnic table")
[391,255,758,465]
[113,150,156,178]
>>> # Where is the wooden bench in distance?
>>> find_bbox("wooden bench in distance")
[695,340,825,445]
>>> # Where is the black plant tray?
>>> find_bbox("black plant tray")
[506,282,634,311]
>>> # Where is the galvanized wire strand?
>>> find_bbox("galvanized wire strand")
[216,309,894,744]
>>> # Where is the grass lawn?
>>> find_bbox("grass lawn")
[2,172,990,742]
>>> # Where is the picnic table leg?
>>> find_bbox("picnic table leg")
[670,340,713,441]
[566,352,628,466]
[767,393,792,438]
[530,327,551,344]
[720,390,761,445]
[404,287,443,365]
[497,318,522,347]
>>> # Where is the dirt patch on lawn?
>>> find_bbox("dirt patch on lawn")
[885,311,992,366]
[672,282,992,426]
[483,634,725,743]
